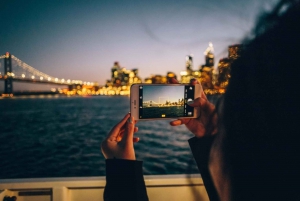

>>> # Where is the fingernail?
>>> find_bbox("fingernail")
[171,119,183,126]
[127,116,133,123]
[187,100,194,105]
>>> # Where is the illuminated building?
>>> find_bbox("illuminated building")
[106,62,142,87]
[132,68,138,77]
[200,68,214,89]
[204,42,214,67]
[151,75,166,84]
[215,58,231,89]
[181,54,198,83]
[111,61,122,86]
[228,44,242,59]
[144,72,177,84]
[198,43,215,89]
[212,68,219,86]
[200,42,214,71]
[186,55,193,75]
[144,77,152,84]
[215,44,243,90]
[166,72,177,80]
[180,43,215,88]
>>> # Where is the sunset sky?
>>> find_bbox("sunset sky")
[143,85,184,103]
[0,0,278,90]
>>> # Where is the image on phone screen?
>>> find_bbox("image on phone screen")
[138,85,195,119]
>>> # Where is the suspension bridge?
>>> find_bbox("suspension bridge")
[0,52,96,96]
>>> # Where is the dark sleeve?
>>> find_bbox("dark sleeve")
[188,136,220,201]
[104,159,149,201]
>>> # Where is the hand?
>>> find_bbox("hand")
[101,113,139,160]
[169,78,218,137]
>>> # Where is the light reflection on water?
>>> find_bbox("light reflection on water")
[0,95,220,179]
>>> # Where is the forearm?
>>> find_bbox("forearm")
[104,159,149,201]
[189,136,220,201]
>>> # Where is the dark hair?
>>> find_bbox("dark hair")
[222,0,300,200]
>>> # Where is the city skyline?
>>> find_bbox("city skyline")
[143,85,184,103]
[0,0,279,90]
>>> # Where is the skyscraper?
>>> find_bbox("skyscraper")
[201,42,215,70]
[186,55,193,75]
[199,43,215,89]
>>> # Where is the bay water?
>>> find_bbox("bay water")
[0,95,220,179]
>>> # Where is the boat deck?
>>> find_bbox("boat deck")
[0,174,209,201]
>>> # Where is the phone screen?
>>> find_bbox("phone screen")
[138,85,195,119]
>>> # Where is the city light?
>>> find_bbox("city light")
[180,71,188,76]
[0,44,235,97]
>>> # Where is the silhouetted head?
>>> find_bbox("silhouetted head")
[210,1,300,200]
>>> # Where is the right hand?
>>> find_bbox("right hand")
[169,78,218,138]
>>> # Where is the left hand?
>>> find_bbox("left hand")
[101,113,139,160]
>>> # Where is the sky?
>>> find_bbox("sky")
[0,0,279,90]
[143,85,184,103]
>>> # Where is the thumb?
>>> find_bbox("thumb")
[121,116,135,144]
[187,97,202,107]
[187,97,214,112]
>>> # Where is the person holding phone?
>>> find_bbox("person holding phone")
[101,0,300,200]
[101,78,218,201]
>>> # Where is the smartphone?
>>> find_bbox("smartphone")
[130,84,201,120]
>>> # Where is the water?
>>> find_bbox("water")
[0,95,220,179]
[142,106,184,118]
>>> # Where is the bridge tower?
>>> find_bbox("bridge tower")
[4,52,13,94]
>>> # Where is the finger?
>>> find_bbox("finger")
[189,78,199,85]
[119,126,139,136]
[170,119,183,126]
[117,132,138,142]
[187,97,202,107]
[121,116,135,144]
[188,97,215,113]
[107,113,130,139]
[187,96,209,107]
[117,135,139,143]
[170,118,190,126]
[189,79,207,100]
[168,77,179,84]
[201,89,208,100]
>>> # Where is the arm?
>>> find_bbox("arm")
[169,78,219,200]
[189,136,220,201]
[101,114,149,201]
[104,159,148,201]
